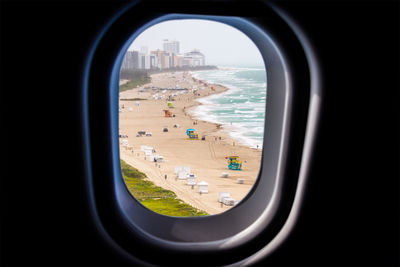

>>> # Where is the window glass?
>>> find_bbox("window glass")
[119,19,266,216]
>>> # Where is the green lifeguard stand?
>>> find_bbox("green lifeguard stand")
[225,156,242,170]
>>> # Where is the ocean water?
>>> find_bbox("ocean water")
[190,66,267,149]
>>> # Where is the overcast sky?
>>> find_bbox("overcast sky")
[128,19,264,67]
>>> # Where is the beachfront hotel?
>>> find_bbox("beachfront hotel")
[183,49,205,66]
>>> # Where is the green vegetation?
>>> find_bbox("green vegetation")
[119,66,217,92]
[121,160,208,217]
[141,198,208,217]
[119,77,151,92]
[119,69,151,92]
[119,98,147,101]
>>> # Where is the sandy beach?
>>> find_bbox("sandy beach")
[119,71,262,215]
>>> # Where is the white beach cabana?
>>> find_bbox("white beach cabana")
[197,181,209,193]
[182,166,191,173]
[121,139,129,147]
[237,178,244,184]
[222,197,235,206]
[141,145,154,152]
[218,192,230,203]
[149,154,163,162]
[186,176,196,186]
[178,171,188,179]
[155,155,164,162]
[174,166,181,175]
[174,166,190,175]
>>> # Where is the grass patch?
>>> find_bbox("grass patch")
[118,66,217,92]
[120,160,147,179]
[120,98,147,101]
[141,198,208,217]
[119,76,151,92]
[121,159,208,217]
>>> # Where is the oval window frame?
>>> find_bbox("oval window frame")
[82,1,320,266]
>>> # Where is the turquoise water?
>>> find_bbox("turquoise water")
[191,66,267,149]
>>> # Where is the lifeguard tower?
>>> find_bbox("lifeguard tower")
[163,110,172,117]
[186,128,199,140]
[225,156,243,170]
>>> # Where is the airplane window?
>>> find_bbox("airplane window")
[85,4,319,263]
[118,19,266,216]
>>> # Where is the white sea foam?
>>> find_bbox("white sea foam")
[217,66,266,71]
[190,67,267,149]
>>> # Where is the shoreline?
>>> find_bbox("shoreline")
[188,70,263,151]
[178,72,259,153]
[119,70,262,215]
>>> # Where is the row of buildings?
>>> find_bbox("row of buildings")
[121,40,206,70]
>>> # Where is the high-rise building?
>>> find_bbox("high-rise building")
[138,53,144,69]
[163,40,180,54]
[140,46,148,55]
[163,53,171,69]
[174,54,183,67]
[166,52,175,67]
[149,55,158,69]
[137,53,152,69]
[151,49,171,69]
[121,50,139,69]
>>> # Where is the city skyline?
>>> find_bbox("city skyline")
[128,19,264,67]
[121,40,206,70]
